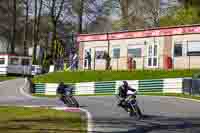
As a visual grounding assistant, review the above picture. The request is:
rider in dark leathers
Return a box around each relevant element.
[118,81,137,107]
[56,82,73,103]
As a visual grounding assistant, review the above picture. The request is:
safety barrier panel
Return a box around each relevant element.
[33,78,184,95]
[163,78,183,93]
[95,81,116,94]
[75,82,95,95]
[138,79,163,93]
[34,84,45,94]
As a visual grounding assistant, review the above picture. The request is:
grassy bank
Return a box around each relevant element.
[32,69,200,83]
[140,93,200,100]
[33,93,114,98]
[0,76,16,81]
[0,106,86,133]
[33,93,200,101]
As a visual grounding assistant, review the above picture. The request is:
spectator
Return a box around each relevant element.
[104,52,111,70]
[87,52,92,70]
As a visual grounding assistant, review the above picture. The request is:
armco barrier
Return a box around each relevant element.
[163,78,183,93]
[45,83,59,95]
[75,82,95,95]
[34,84,45,94]
[138,79,163,93]
[33,78,184,95]
[95,81,116,94]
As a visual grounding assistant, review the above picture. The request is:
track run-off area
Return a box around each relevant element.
[0,78,200,133]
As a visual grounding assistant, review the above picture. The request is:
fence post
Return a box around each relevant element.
[142,56,145,70]
[117,58,119,71]
[93,57,96,70]
[189,55,191,71]
[158,56,160,69]
[186,41,190,71]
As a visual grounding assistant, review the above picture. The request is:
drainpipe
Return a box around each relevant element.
[107,32,110,56]
[106,32,111,70]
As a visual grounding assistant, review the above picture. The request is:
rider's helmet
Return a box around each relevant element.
[123,81,128,88]
[59,81,64,86]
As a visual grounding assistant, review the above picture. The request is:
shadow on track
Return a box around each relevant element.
[92,115,200,133]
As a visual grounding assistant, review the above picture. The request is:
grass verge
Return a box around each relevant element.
[33,93,114,98]
[0,76,16,81]
[139,93,200,100]
[33,93,200,101]
[32,69,200,83]
[0,106,86,133]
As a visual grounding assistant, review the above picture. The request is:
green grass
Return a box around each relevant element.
[33,93,200,101]
[140,93,200,100]
[0,76,16,81]
[32,69,200,83]
[0,106,86,133]
[33,93,114,98]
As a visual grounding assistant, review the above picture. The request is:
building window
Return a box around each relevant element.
[21,59,30,65]
[174,44,182,57]
[153,58,157,66]
[128,48,142,57]
[148,58,152,66]
[0,58,5,64]
[9,58,19,65]
[95,51,106,59]
[154,45,158,56]
[148,45,152,56]
[187,41,200,56]
[147,44,158,67]
[112,48,120,58]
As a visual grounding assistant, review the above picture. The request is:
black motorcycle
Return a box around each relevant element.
[116,94,142,119]
[60,86,79,108]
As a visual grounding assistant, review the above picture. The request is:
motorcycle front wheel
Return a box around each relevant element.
[134,105,142,120]
[62,96,72,107]
[70,96,79,107]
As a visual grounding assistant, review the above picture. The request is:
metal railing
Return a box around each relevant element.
[52,54,200,71]
[77,55,200,71]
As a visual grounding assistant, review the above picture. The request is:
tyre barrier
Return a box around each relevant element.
[33,78,184,95]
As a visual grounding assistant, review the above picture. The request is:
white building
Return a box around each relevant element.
[77,24,200,70]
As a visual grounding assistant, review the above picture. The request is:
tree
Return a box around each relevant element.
[23,0,30,56]
[182,0,200,8]
[11,0,17,54]
[78,0,84,33]
[32,0,43,64]
[44,0,65,64]
[160,7,200,26]
[0,0,25,54]
[103,0,159,30]
[0,1,12,42]
[63,0,107,33]
[144,0,159,27]
[86,16,112,33]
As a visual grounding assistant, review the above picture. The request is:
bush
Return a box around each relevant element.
[193,72,200,79]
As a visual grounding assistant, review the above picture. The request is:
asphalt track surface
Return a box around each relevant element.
[0,78,200,133]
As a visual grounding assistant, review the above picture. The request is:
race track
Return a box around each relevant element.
[0,78,200,133]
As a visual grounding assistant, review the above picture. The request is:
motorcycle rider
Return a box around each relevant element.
[118,81,137,108]
[56,82,73,103]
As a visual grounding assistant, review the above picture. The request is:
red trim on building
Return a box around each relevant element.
[0,54,32,58]
[77,25,200,42]
[0,54,17,56]
[77,34,107,42]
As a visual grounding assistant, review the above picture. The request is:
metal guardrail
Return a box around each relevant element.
[33,79,183,95]
[183,78,200,95]
[53,55,200,71]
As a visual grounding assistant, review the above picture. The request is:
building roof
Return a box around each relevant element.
[77,24,200,42]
